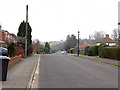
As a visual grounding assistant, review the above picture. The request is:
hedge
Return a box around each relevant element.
[84,46,89,55]
[89,46,98,56]
[104,47,120,60]
[98,43,107,58]
[7,42,16,57]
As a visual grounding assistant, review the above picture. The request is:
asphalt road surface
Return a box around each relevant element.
[38,54,118,88]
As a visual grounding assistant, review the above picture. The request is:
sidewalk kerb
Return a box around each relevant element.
[26,55,40,89]
[68,54,120,67]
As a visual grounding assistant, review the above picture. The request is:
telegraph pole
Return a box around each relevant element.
[77,31,80,56]
[25,5,28,58]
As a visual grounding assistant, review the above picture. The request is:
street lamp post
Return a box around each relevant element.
[78,31,80,56]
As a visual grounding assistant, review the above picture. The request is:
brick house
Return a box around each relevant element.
[97,34,116,46]
[0,25,17,44]
[0,25,5,43]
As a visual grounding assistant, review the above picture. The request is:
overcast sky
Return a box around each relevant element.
[0,0,119,42]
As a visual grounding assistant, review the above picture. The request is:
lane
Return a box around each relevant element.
[38,54,118,88]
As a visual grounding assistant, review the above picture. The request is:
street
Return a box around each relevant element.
[38,54,118,88]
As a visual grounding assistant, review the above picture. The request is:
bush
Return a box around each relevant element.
[2,44,7,48]
[98,43,107,58]
[36,49,40,54]
[89,46,98,56]
[7,42,16,57]
[104,47,120,60]
[84,46,89,55]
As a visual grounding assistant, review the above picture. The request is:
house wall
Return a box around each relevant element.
[97,43,100,46]
[0,30,5,43]
[97,43,116,46]
[106,43,116,46]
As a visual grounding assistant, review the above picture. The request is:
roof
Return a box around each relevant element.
[79,43,95,48]
[97,34,116,43]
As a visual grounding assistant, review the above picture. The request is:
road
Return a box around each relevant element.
[38,54,118,88]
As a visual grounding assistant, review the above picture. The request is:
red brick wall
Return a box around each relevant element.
[8,55,22,68]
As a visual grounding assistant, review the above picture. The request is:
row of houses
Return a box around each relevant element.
[0,25,17,44]
[0,25,26,44]
[78,34,117,53]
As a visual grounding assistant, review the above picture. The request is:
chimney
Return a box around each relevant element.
[106,34,109,38]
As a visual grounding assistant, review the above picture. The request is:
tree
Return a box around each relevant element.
[32,39,44,54]
[88,34,96,44]
[93,31,105,42]
[45,42,50,54]
[111,29,120,46]
[17,20,32,44]
[17,20,32,56]
[64,34,77,50]
[7,42,16,57]
[111,29,118,43]
[118,29,120,46]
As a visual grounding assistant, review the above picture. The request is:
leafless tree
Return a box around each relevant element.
[93,31,105,42]
[118,29,120,46]
[111,29,118,42]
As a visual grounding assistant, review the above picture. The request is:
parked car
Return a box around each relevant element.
[61,50,66,54]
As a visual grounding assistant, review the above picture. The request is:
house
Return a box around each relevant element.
[0,25,5,43]
[0,25,17,44]
[79,43,95,50]
[97,34,116,46]
[79,43,95,54]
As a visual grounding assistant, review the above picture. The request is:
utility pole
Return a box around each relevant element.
[77,31,80,56]
[25,5,28,58]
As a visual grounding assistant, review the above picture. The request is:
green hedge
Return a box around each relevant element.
[104,47,120,60]
[98,43,107,58]
[84,46,89,55]
[89,46,98,56]
[7,42,16,57]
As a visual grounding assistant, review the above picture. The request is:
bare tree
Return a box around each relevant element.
[93,31,105,42]
[111,29,118,42]
[32,39,44,54]
[88,34,96,44]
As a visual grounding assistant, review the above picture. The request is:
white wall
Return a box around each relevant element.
[97,43,116,46]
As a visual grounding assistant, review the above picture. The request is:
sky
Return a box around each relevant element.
[0,0,119,42]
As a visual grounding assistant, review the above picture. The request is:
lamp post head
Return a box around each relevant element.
[78,31,80,34]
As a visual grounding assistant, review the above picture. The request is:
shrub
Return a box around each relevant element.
[104,47,120,60]
[98,43,107,58]
[84,46,89,55]
[36,49,40,54]
[2,44,7,48]
[89,46,98,56]
[7,42,16,57]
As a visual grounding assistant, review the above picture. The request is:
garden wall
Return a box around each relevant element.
[8,55,22,68]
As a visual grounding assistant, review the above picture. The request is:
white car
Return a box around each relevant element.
[61,50,66,54]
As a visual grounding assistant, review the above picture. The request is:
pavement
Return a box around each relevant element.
[38,54,118,88]
[1,54,40,89]
[68,54,119,67]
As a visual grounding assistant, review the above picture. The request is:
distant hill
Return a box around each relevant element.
[49,41,65,51]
